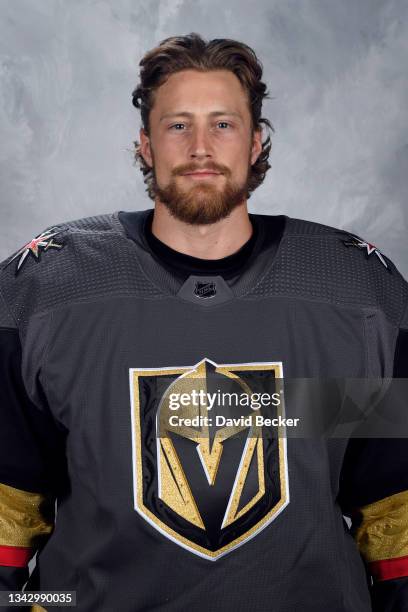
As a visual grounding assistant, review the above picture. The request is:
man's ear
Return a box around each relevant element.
[139,128,153,167]
[250,128,263,165]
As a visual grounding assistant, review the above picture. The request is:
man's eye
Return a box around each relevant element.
[170,123,186,130]
[217,122,230,129]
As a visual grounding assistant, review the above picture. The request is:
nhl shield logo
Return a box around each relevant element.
[129,358,289,560]
[194,281,217,299]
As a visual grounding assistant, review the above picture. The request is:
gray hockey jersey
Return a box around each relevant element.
[0,209,408,612]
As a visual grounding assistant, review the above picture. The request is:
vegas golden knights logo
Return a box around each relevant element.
[129,358,289,560]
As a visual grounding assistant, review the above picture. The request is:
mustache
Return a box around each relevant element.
[172,162,230,176]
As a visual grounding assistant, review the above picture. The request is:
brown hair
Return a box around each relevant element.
[131,33,274,200]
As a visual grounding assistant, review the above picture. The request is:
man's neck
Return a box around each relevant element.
[151,201,253,260]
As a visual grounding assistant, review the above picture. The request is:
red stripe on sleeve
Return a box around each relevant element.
[370,555,408,581]
[0,544,32,567]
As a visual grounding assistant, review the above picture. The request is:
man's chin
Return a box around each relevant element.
[165,197,237,225]
[166,204,232,225]
[154,178,248,225]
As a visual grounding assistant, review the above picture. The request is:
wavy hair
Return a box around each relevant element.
[131,33,274,200]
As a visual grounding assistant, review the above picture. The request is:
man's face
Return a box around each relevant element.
[139,69,262,225]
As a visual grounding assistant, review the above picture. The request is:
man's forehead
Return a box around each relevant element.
[150,70,249,119]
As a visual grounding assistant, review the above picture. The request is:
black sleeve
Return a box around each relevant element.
[339,326,408,612]
[0,314,68,595]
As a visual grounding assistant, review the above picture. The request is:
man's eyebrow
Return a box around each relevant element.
[159,111,242,122]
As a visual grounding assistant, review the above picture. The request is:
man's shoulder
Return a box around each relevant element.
[252,213,408,325]
[258,212,398,273]
[0,211,124,285]
[284,215,399,275]
[0,210,142,331]
[0,211,120,270]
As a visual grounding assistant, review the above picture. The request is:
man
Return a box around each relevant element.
[0,33,407,612]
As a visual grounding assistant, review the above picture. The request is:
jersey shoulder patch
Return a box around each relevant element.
[2,227,65,276]
[339,231,391,272]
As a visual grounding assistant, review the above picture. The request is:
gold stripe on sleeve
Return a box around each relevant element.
[0,482,54,548]
[354,489,408,562]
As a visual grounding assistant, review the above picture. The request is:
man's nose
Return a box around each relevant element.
[189,126,212,158]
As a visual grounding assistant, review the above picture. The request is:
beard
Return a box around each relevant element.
[151,159,251,225]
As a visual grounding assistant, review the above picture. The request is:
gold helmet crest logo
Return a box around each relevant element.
[129,358,289,560]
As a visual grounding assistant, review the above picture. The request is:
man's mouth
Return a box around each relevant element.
[181,170,222,178]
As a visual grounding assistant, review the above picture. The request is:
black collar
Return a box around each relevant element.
[143,210,259,281]
[117,208,287,296]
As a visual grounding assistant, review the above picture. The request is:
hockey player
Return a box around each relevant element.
[1,33,407,611]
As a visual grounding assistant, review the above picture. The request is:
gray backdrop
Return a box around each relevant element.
[1,0,407,276]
